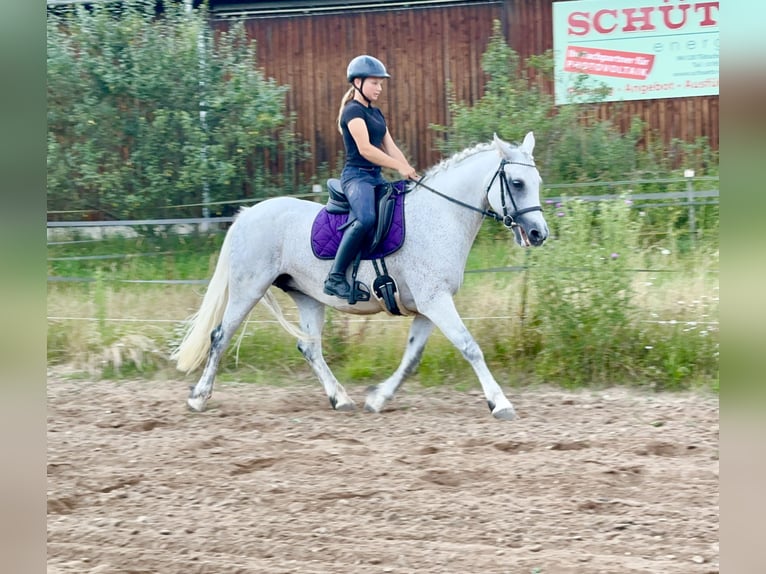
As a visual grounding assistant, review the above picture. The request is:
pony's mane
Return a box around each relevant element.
[425,142,495,177]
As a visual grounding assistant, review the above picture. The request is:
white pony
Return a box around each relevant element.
[173,132,549,420]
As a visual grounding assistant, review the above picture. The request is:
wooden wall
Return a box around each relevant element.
[212,0,718,178]
[213,1,504,176]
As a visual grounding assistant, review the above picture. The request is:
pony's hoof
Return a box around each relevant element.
[329,395,356,412]
[488,398,516,420]
[491,405,517,421]
[364,392,387,414]
[187,395,208,412]
[334,399,356,412]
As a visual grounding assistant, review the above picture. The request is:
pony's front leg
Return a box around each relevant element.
[420,294,516,420]
[365,314,434,413]
[290,293,355,411]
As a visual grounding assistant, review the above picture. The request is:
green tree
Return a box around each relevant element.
[432,20,554,158]
[47,1,306,220]
[431,18,648,254]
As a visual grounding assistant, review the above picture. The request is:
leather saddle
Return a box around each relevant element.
[311,178,410,315]
[325,178,403,255]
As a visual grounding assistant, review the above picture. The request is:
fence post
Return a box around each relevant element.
[519,249,530,330]
[186,0,210,232]
[684,168,696,248]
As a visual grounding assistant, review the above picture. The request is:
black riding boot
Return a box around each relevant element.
[324,220,367,299]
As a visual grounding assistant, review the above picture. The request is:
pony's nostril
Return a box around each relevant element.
[528,228,547,246]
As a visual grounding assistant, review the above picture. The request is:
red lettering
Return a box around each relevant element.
[623,7,656,32]
[593,9,619,34]
[568,11,590,36]
[565,2,718,37]
[694,1,719,26]
[659,1,690,30]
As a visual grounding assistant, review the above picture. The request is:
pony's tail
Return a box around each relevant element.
[171,230,233,374]
[259,290,314,341]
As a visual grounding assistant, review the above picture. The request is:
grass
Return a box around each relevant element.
[46,214,718,391]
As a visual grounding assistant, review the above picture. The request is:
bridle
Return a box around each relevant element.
[410,159,543,229]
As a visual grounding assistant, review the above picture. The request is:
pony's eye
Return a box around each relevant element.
[511,179,524,189]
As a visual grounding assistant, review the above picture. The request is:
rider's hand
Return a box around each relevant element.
[398,162,419,180]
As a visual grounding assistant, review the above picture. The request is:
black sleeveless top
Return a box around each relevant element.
[340,100,388,169]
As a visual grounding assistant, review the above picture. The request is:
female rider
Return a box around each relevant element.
[323,55,419,300]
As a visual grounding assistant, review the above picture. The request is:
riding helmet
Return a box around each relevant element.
[346,55,390,82]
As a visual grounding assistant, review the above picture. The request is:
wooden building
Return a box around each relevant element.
[208,0,718,176]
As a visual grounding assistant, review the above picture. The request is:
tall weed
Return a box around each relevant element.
[47,223,717,391]
[527,198,640,386]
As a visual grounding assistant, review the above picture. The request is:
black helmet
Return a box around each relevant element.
[346,55,390,82]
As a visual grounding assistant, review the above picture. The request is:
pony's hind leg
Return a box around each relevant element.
[365,314,434,413]
[419,293,516,420]
[187,287,265,412]
[289,292,355,411]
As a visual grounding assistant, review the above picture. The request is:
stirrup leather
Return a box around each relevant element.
[347,254,370,304]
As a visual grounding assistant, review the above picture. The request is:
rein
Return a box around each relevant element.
[410,159,542,229]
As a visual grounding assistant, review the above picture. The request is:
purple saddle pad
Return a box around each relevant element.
[311,191,406,260]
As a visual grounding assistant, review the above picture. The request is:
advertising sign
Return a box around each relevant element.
[552,0,719,104]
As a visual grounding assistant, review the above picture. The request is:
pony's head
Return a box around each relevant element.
[488,132,549,247]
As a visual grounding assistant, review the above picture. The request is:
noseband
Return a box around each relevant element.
[411,159,543,229]
[487,159,543,229]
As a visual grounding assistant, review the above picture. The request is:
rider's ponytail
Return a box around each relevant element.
[337,87,355,134]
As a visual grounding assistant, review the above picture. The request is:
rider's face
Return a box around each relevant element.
[357,77,385,101]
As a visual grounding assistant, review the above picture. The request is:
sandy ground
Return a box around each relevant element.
[47,375,718,574]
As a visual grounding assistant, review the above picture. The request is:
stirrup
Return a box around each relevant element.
[349,280,371,304]
[346,253,370,305]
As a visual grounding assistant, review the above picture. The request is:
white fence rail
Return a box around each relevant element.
[47,181,719,330]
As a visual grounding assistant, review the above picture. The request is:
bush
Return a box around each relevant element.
[432,20,554,158]
[432,20,719,187]
[526,198,640,386]
[47,1,307,220]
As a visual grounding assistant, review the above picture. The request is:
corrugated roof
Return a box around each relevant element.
[209,0,496,17]
[46,1,496,15]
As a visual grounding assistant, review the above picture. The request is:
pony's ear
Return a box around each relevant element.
[493,133,507,157]
[520,131,535,156]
